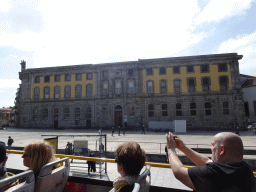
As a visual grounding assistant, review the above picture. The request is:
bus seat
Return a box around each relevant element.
[35,157,70,192]
[0,170,35,192]
[132,183,140,192]
[137,165,151,192]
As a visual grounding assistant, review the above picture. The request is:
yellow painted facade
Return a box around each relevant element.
[142,64,232,94]
[30,73,96,99]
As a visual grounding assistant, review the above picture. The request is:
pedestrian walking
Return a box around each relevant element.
[123,122,127,135]
[7,136,14,150]
[112,127,114,136]
[118,126,121,136]
[141,124,146,134]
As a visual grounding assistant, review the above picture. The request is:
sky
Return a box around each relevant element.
[0,0,255,108]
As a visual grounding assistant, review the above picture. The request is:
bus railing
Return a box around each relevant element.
[6,150,256,176]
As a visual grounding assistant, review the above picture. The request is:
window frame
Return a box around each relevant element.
[219,76,228,90]
[103,81,109,96]
[176,103,182,116]
[147,80,154,94]
[190,103,196,116]
[115,79,122,95]
[159,67,166,75]
[223,102,229,115]
[54,86,60,99]
[75,84,82,98]
[187,65,194,73]
[218,63,228,72]
[160,80,167,94]
[201,64,209,73]
[76,73,82,81]
[64,85,71,98]
[187,78,196,93]
[44,76,50,83]
[86,84,93,97]
[64,107,69,120]
[174,79,181,93]
[173,66,180,74]
[146,68,153,76]
[34,87,40,100]
[54,75,60,82]
[202,77,210,91]
[44,86,50,99]
[87,73,93,80]
[128,79,135,94]
[205,102,212,115]
[162,104,168,116]
[65,74,71,81]
[35,76,40,83]
[148,104,154,117]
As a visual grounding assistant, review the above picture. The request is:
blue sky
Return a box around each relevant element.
[0,0,255,108]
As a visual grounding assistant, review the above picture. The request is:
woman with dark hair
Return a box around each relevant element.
[110,141,146,192]
[22,141,57,178]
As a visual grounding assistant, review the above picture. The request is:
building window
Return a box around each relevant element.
[64,85,71,98]
[219,76,228,90]
[86,84,93,97]
[32,109,38,121]
[174,79,181,92]
[162,104,168,116]
[160,80,167,93]
[103,81,108,95]
[65,74,71,81]
[75,107,80,123]
[147,81,154,94]
[54,75,60,82]
[44,86,50,99]
[128,69,134,76]
[176,103,182,116]
[201,64,209,73]
[34,87,40,100]
[54,86,60,99]
[173,67,180,74]
[218,63,227,72]
[115,80,122,95]
[102,106,108,117]
[223,102,229,115]
[54,108,58,120]
[35,76,40,83]
[188,78,195,93]
[190,103,196,116]
[187,65,194,73]
[128,80,135,94]
[76,73,82,81]
[146,68,153,76]
[86,106,92,119]
[75,84,82,98]
[129,106,135,116]
[148,104,154,117]
[205,102,211,115]
[159,67,166,75]
[64,107,69,120]
[87,73,93,80]
[202,77,210,91]
[103,71,108,78]
[44,76,50,83]
[43,108,48,120]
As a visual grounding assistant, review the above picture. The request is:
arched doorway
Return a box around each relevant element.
[114,105,123,127]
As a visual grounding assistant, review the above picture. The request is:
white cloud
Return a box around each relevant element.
[218,31,256,76]
[0,0,12,13]
[0,79,20,89]
[194,0,253,25]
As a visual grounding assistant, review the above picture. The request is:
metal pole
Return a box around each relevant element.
[105,134,107,173]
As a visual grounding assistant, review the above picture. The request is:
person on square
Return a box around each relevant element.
[110,141,146,192]
[112,127,115,136]
[0,142,19,191]
[7,136,14,150]
[22,141,57,179]
[166,132,256,192]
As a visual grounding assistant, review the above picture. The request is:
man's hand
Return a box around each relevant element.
[173,135,186,152]
[166,132,176,151]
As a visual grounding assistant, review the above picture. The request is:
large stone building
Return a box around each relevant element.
[15,53,246,129]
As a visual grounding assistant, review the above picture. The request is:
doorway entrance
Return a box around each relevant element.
[114,105,123,127]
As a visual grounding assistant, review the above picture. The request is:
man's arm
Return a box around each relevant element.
[166,132,195,190]
[174,135,212,166]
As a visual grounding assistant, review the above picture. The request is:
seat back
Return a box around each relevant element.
[0,170,35,192]
[35,157,70,192]
[132,183,140,192]
[137,165,151,192]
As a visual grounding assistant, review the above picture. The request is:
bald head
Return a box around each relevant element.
[214,132,243,160]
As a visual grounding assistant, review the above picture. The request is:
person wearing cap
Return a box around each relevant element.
[0,143,19,191]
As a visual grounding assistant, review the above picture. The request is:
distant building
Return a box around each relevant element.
[241,74,256,122]
[15,53,245,130]
[0,107,13,126]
